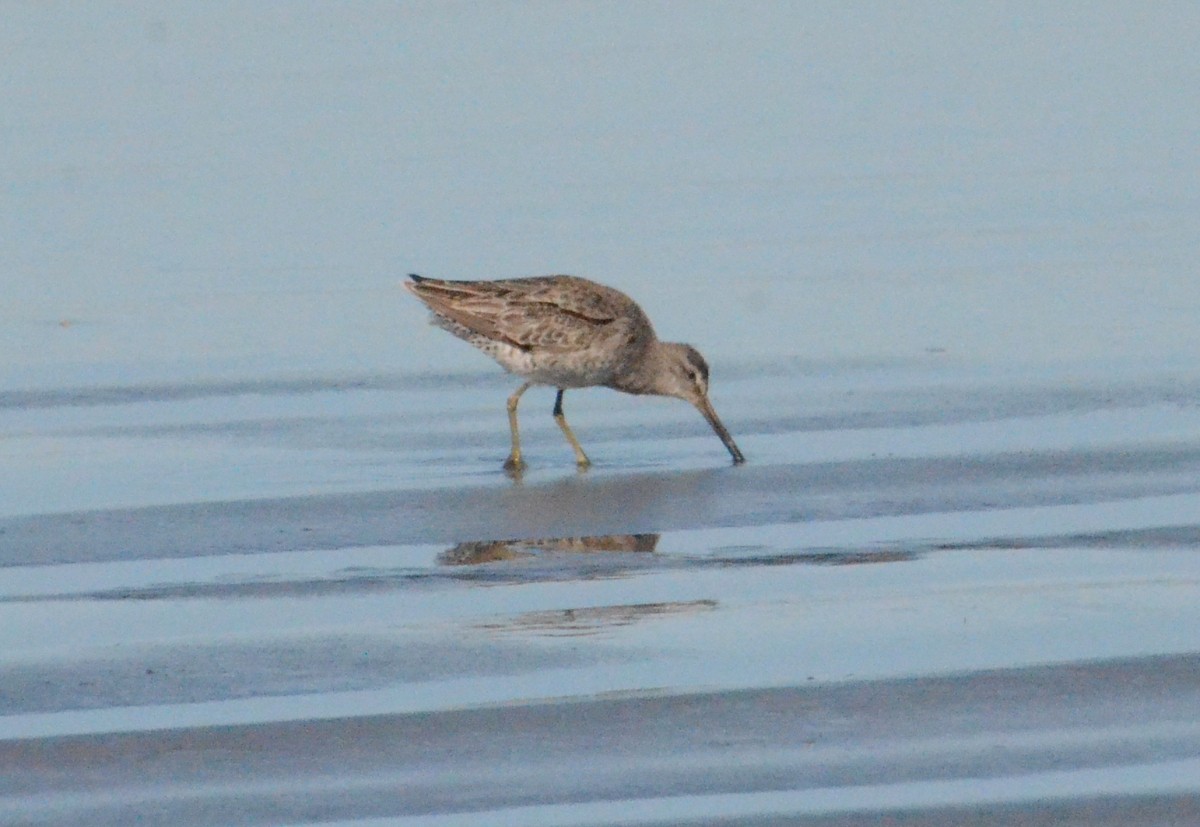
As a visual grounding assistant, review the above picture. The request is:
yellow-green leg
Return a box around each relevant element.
[503,382,532,472]
[553,389,591,468]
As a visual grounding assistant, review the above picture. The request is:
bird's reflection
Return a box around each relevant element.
[438,533,659,566]
[476,598,717,637]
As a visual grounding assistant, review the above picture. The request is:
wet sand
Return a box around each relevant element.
[4,656,1200,826]
[3,364,1200,825]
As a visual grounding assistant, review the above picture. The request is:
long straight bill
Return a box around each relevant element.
[696,396,745,464]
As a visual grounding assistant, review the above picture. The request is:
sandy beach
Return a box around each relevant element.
[4,4,1200,825]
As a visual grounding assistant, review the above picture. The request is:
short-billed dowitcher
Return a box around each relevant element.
[405,274,745,470]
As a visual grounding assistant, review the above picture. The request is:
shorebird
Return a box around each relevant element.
[405,274,745,471]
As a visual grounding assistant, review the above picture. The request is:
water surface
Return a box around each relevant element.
[3,4,1200,825]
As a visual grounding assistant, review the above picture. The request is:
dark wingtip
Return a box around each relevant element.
[407,273,428,283]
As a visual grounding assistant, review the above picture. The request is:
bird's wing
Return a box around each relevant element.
[407,276,634,352]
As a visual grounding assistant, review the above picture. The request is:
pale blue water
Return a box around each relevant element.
[3,5,1200,826]
[4,4,1199,388]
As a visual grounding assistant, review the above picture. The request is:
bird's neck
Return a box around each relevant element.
[608,340,672,397]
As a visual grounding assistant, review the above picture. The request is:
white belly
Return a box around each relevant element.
[482,340,615,387]
[432,313,627,388]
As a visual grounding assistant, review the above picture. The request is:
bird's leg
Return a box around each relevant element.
[553,389,591,469]
[503,382,532,472]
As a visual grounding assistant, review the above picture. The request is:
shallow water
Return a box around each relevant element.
[4,4,1200,825]
[4,360,1200,825]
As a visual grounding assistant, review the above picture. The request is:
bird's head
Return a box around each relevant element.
[654,343,711,405]
[655,343,745,464]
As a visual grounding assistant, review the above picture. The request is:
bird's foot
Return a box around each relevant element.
[502,455,527,475]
